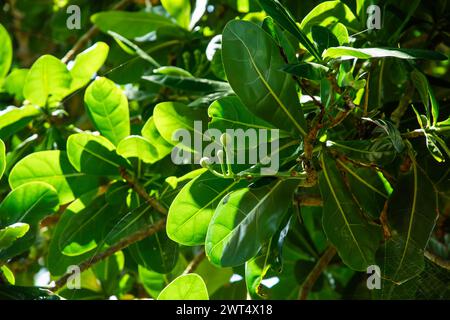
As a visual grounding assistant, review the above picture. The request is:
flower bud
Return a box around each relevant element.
[200,157,212,168]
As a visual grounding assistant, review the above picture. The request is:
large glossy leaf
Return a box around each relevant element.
[141,117,173,161]
[167,171,245,246]
[0,23,12,80]
[319,153,382,271]
[0,105,41,140]
[205,179,298,267]
[157,274,209,300]
[142,74,231,93]
[336,159,389,219]
[128,230,179,274]
[23,55,72,107]
[208,96,279,132]
[0,182,59,226]
[222,20,307,136]
[67,133,129,176]
[84,77,130,146]
[161,0,191,29]
[378,159,439,285]
[91,11,176,39]
[0,182,59,259]
[323,47,448,61]
[9,150,99,204]
[116,136,159,164]
[0,139,5,180]
[0,223,30,250]
[257,0,321,60]
[69,42,109,92]
[153,101,208,150]
[47,190,102,275]
[57,193,122,256]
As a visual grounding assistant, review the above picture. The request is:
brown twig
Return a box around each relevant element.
[120,168,168,215]
[61,0,133,63]
[53,218,166,291]
[183,250,206,275]
[298,245,337,300]
[424,250,450,271]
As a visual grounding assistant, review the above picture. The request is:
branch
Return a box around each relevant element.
[120,168,168,215]
[182,250,206,275]
[298,245,337,300]
[61,0,133,63]
[53,218,166,291]
[425,250,450,271]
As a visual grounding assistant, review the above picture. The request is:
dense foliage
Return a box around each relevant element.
[0,0,449,300]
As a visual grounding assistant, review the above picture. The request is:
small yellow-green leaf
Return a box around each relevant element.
[157,274,209,300]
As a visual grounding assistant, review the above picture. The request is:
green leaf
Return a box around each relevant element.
[300,1,359,36]
[325,138,397,165]
[378,158,439,285]
[69,42,109,92]
[9,150,99,204]
[0,286,60,300]
[0,182,59,259]
[336,159,389,219]
[257,0,321,60]
[205,179,298,267]
[195,259,234,296]
[330,22,349,45]
[0,223,30,250]
[0,265,15,284]
[84,77,130,146]
[138,255,187,298]
[0,23,12,80]
[208,96,279,132]
[161,0,191,29]
[0,182,59,226]
[261,16,297,64]
[67,133,129,176]
[128,230,179,274]
[167,171,245,246]
[319,153,382,271]
[142,74,231,93]
[157,274,209,300]
[0,105,41,140]
[47,190,102,275]
[222,20,307,136]
[0,139,5,180]
[281,62,329,81]
[3,69,29,101]
[91,11,176,39]
[117,136,159,164]
[368,118,405,153]
[323,47,448,61]
[23,55,72,107]
[58,193,121,256]
[153,101,208,149]
[411,69,439,126]
[425,133,445,163]
[311,25,339,54]
[141,117,173,161]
